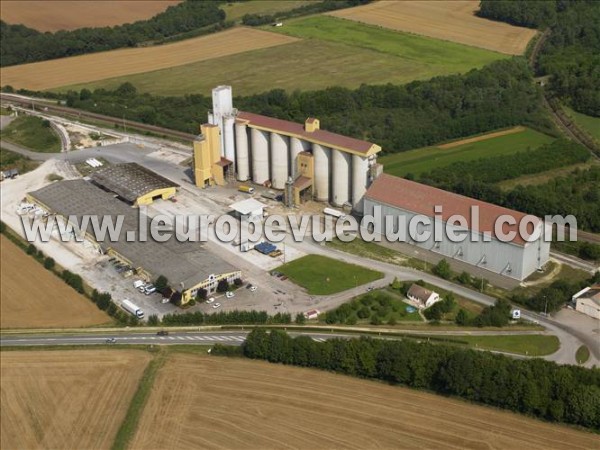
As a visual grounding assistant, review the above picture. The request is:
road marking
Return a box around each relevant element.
[232,336,245,342]
[312,337,326,342]
[185,336,195,340]
[168,337,175,340]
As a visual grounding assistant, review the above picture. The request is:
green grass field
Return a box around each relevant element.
[576,345,590,365]
[381,127,554,177]
[277,255,383,295]
[0,116,61,152]
[222,0,312,22]
[61,16,505,97]
[270,16,504,72]
[0,147,40,173]
[450,334,560,356]
[564,106,600,143]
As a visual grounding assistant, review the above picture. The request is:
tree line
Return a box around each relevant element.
[221,329,600,430]
[478,0,600,117]
[0,0,227,66]
[419,139,589,185]
[241,0,370,26]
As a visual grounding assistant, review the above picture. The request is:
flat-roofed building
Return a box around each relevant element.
[28,180,240,304]
[572,286,600,319]
[90,162,179,206]
[363,174,550,281]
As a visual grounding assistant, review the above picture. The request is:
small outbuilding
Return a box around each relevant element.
[572,285,600,320]
[230,198,267,220]
[406,284,440,309]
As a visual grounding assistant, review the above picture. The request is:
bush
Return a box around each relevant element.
[432,259,452,280]
[154,275,169,291]
[188,299,196,306]
[196,288,208,301]
[43,257,55,270]
[26,244,36,255]
[234,278,244,287]
[217,279,229,293]
[295,313,306,325]
[147,315,159,326]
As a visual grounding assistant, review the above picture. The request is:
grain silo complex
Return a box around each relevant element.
[193,85,381,209]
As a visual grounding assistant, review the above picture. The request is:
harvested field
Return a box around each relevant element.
[130,354,596,450]
[0,27,298,91]
[0,349,151,450]
[223,0,312,22]
[0,235,111,329]
[330,0,537,55]
[438,126,526,149]
[0,1,180,32]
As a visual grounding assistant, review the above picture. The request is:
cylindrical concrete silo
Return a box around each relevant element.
[251,128,269,184]
[270,133,289,190]
[352,154,370,209]
[223,116,236,163]
[235,122,250,181]
[313,143,331,202]
[290,137,310,178]
[332,149,351,207]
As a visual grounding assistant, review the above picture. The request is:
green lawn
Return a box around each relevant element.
[576,345,590,365]
[61,16,506,97]
[0,116,61,152]
[222,0,312,22]
[381,127,554,177]
[277,255,383,295]
[454,334,560,356]
[564,106,600,143]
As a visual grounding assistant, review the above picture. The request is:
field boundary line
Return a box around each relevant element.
[111,350,166,450]
[438,126,526,149]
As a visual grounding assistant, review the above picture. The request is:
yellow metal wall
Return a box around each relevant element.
[136,187,178,206]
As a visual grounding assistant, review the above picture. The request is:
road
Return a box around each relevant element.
[3,122,598,367]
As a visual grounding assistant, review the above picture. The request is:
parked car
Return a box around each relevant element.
[105,338,116,344]
[225,291,235,299]
[206,297,215,304]
[144,285,157,295]
[161,298,170,304]
[280,276,288,281]
[212,302,221,309]
[246,284,254,290]
[250,286,257,292]
[157,330,169,336]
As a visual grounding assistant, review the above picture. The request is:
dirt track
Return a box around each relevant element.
[330,0,537,55]
[0,1,180,32]
[130,354,596,449]
[439,126,526,149]
[0,235,111,329]
[0,350,151,450]
[0,27,298,91]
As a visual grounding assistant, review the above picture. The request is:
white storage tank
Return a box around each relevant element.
[251,128,270,184]
[270,133,289,189]
[352,154,370,207]
[290,137,311,178]
[223,116,236,162]
[235,122,250,181]
[313,143,331,202]
[332,149,351,207]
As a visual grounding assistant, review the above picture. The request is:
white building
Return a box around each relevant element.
[406,284,440,308]
[572,286,600,319]
[363,174,550,281]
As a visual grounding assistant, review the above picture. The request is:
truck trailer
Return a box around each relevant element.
[121,299,145,319]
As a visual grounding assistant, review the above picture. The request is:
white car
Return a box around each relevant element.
[225,291,235,299]
[161,298,170,304]
[144,285,157,295]
[250,286,257,292]
[212,302,221,309]
[206,297,215,304]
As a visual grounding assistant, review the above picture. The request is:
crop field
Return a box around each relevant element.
[56,15,505,97]
[0,27,299,92]
[129,353,595,450]
[0,350,151,450]
[330,0,537,55]
[0,1,180,32]
[222,0,312,22]
[381,127,555,177]
[0,236,111,329]
[277,254,383,295]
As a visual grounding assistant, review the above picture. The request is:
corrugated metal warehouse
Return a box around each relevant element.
[363,174,550,281]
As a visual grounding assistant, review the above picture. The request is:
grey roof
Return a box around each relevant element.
[90,163,179,203]
[30,180,237,289]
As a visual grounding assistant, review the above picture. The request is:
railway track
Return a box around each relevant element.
[0,93,197,142]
